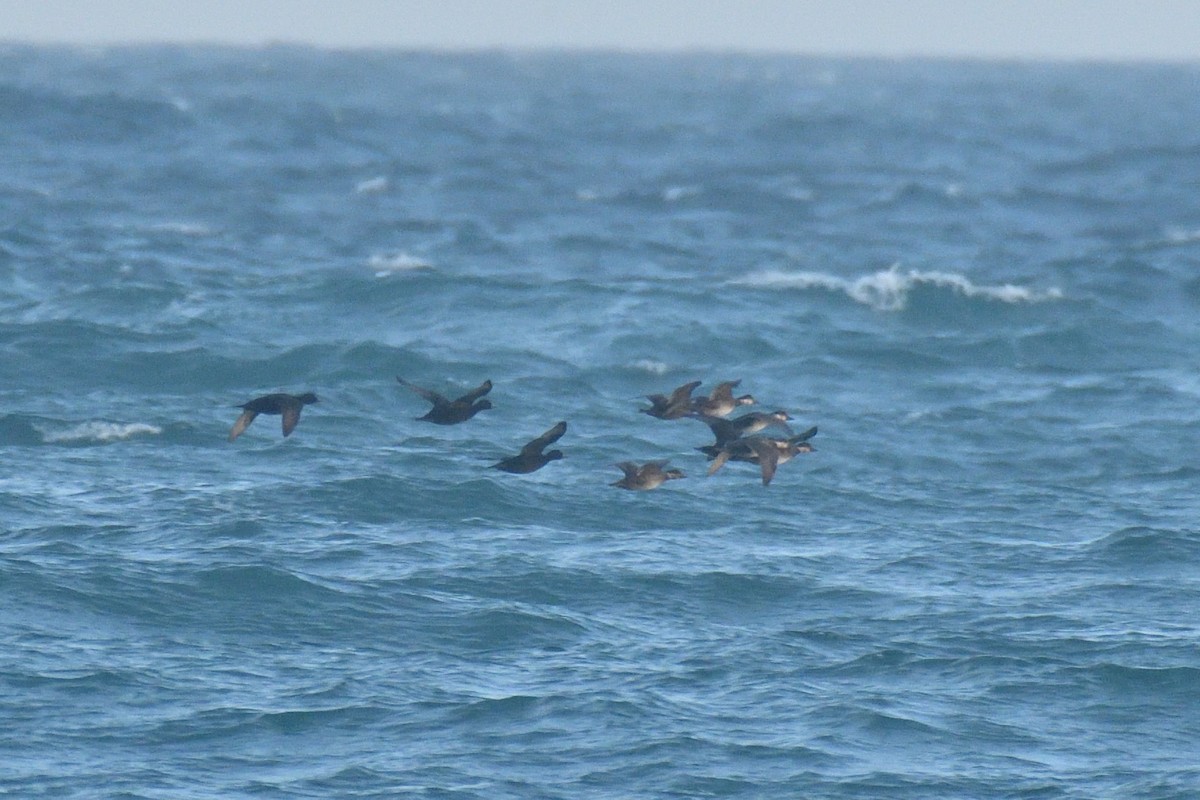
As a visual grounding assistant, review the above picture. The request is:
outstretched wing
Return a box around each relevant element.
[746,439,782,486]
[790,425,818,443]
[397,378,448,407]
[229,410,257,442]
[614,461,640,479]
[701,416,739,445]
[521,421,567,455]
[456,379,493,405]
[668,380,702,405]
[709,379,741,401]
[281,406,302,437]
[707,448,733,476]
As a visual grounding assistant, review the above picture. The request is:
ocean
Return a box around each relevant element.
[2,44,1199,798]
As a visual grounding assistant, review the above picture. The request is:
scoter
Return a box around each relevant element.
[611,460,686,491]
[641,380,701,420]
[228,392,319,441]
[703,427,817,486]
[697,409,794,446]
[398,377,492,424]
[690,379,755,418]
[491,421,567,474]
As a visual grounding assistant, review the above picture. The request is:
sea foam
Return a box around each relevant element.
[42,422,163,444]
[733,266,1063,311]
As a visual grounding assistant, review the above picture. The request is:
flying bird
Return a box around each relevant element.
[703,427,817,486]
[229,392,319,441]
[641,380,701,420]
[689,379,755,418]
[398,377,493,424]
[697,409,794,446]
[611,460,686,491]
[491,421,568,474]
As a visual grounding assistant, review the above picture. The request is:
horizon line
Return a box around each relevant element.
[4,38,1200,67]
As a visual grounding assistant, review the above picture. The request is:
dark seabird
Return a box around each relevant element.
[611,460,686,491]
[641,380,701,420]
[690,379,755,418]
[229,392,319,442]
[491,421,567,474]
[698,409,795,446]
[703,427,817,486]
[397,377,492,424]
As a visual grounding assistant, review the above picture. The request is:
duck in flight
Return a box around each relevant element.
[697,409,794,446]
[491,421,567,473]
[689,379,755,418]
[229,392,319,441]
[398,377,492,424]
[611,460,686,491]
[702,426,817,486]
[641,380,701,420]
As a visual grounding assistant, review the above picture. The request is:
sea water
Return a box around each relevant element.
[2,45,1199,798]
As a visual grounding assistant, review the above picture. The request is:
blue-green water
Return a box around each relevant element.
[3,45,1200,798]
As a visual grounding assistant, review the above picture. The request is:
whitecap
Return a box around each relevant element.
[369,252,433,275]
[355,176,390,194]
[662,185,701,202]
[631,359,670,375]
[43,422,162,444]
[732,266,1062,312]
[1163,227,1200,245]
[149,221,214,236]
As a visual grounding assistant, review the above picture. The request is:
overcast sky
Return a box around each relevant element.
[2,0,1199,61]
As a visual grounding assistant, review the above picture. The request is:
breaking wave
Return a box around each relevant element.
[42,422,163,444]
[732,267,1063,311]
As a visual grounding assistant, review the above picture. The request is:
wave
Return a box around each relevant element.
[368,251,434,274]
[732,266,1063,312]
[630,359,670,375]
[41,421,162,444]
[355,175,390,194]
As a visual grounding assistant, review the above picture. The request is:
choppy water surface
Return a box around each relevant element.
[3,45,1200,798]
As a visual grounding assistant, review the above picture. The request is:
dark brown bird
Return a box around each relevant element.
[703,427,817,486]
[398,377,492,424]
[689,379,755,418]
[611,460,686,491]
[698,409,794,446]
[229,392,319,441]
[641,380,701,420]
[491,421,567,474]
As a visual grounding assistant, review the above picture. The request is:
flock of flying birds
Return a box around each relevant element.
[227,377,817,489]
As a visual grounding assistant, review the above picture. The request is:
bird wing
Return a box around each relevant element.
[397,378,448,407]
[614,462,640,479]
[746,439,782,486]
[521,421,567,455]
[668,380,702,405]
[456,379,493,404]
[229,410,257,441]
[702,416,738,445]
[790,425,818,443]
[707,448,733,476]
[710,379,740,401]
[281,406,302,437]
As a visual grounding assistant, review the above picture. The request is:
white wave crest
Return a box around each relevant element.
[44,422,162,444]
[370,251,433,275]
[631,359,670,375]
[150,221,214,236]
[355,176,390,194]
[733,266,1062,311]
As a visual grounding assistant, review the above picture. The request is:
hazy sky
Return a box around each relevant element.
[2,0,1199,61]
